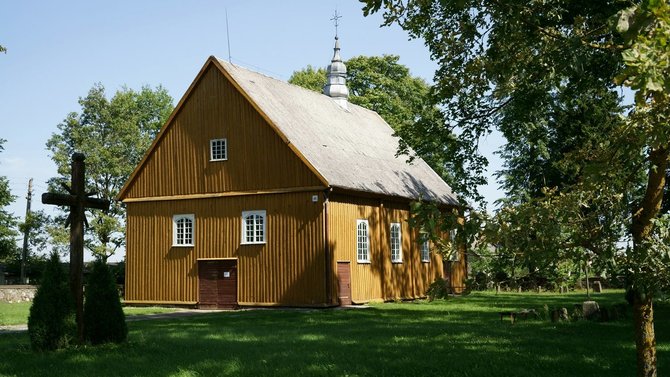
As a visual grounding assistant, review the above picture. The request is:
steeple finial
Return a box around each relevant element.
[323,10,349,110]
[330,9,342,38]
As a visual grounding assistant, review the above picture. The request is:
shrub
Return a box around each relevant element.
[27,252,75,351]
[84,259,127,345]
[427,278,451,301]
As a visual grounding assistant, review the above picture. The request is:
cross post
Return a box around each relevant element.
[42,152,109,343]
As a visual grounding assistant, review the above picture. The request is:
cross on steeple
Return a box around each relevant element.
[330,9,342,38]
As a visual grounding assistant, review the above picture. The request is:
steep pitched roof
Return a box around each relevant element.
[214,59,459,206]
[119,57,459,206]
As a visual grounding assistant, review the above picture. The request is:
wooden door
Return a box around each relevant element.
[216,260,237,309]
[198,259,237,309]
[337,261,352,306]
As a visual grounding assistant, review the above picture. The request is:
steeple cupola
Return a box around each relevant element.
[323,12,349,110]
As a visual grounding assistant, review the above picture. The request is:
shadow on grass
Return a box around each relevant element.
[0,291,666,377]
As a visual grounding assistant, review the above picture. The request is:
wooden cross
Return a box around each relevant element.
[42,152,110,342]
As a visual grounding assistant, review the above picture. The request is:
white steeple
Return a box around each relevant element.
[323,11,349,110]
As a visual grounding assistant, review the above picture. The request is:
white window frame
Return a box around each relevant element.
[421,238,430,263]
[210,138,228,161]
[390,222,402,263]
[172,214,195,247]
[449,229,459,261]
[356,219,370,263]
[241,210,266,245]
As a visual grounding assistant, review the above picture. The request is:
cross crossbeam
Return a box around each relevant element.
[41,152,110,343]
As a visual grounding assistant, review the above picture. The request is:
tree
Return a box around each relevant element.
[361,1,670,375]
[12,210,52,282]
[289,55,458,185]
[84,259,127,344]
[27,252,75,351]
[0,139,16,261]
[288,65,328,93]
[46,84,173,261]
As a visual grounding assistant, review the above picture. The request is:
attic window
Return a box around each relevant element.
[210,139,227,161]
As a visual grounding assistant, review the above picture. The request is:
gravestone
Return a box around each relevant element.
[583,300,600,319]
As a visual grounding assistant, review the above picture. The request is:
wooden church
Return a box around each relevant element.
[118,37,466,308]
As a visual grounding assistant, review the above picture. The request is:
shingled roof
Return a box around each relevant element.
[215,59,459,206]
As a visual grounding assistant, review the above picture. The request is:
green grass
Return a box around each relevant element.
[0,303,178,326]
[0,302,31,326]
[0,291,667,376]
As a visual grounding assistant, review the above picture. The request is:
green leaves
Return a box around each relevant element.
[288,65,327,93]
[46,84,174,260]
[615,0,670,107]
[0,139,17,261]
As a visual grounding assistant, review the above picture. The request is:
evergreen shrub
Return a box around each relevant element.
[84,259,127,344]
[27,252,75,351]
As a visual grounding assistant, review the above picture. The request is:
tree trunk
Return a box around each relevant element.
[633,294,656,377]
[630,147,668,377]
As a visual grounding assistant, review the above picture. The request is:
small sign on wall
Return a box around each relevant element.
[223,271,231,278]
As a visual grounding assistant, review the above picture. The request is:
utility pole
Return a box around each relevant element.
[20,178,33,284]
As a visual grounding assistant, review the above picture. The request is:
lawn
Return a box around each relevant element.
[0,302,178,326]
[0,291,667,376]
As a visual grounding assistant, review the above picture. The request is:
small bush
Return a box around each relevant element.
[427,278,451,301]
[27,252,76,351]
[84,259,127,345]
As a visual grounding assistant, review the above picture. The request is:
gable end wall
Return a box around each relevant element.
[123,64,322,199]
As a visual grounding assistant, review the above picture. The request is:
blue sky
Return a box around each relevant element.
[0,0,503,261]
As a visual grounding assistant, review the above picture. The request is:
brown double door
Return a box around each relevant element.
[198,259,237,309]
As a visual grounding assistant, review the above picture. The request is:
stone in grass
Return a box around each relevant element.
[550,307,570,322]
[583,301,600,320]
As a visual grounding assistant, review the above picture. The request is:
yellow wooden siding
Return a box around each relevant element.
[123,64,322,199]
[125,191,327,306]
[327,194,450,303]
[446,238,468,293]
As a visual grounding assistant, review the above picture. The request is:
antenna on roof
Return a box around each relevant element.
[225,8,232,63]
[330,9,342,38]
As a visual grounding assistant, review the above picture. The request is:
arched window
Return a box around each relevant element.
[242,210,266,244]
[356,220,370,263]
[390,223,402,263]
[173,214,194,246]
[420,237,430,263]
[449,229,459,261]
